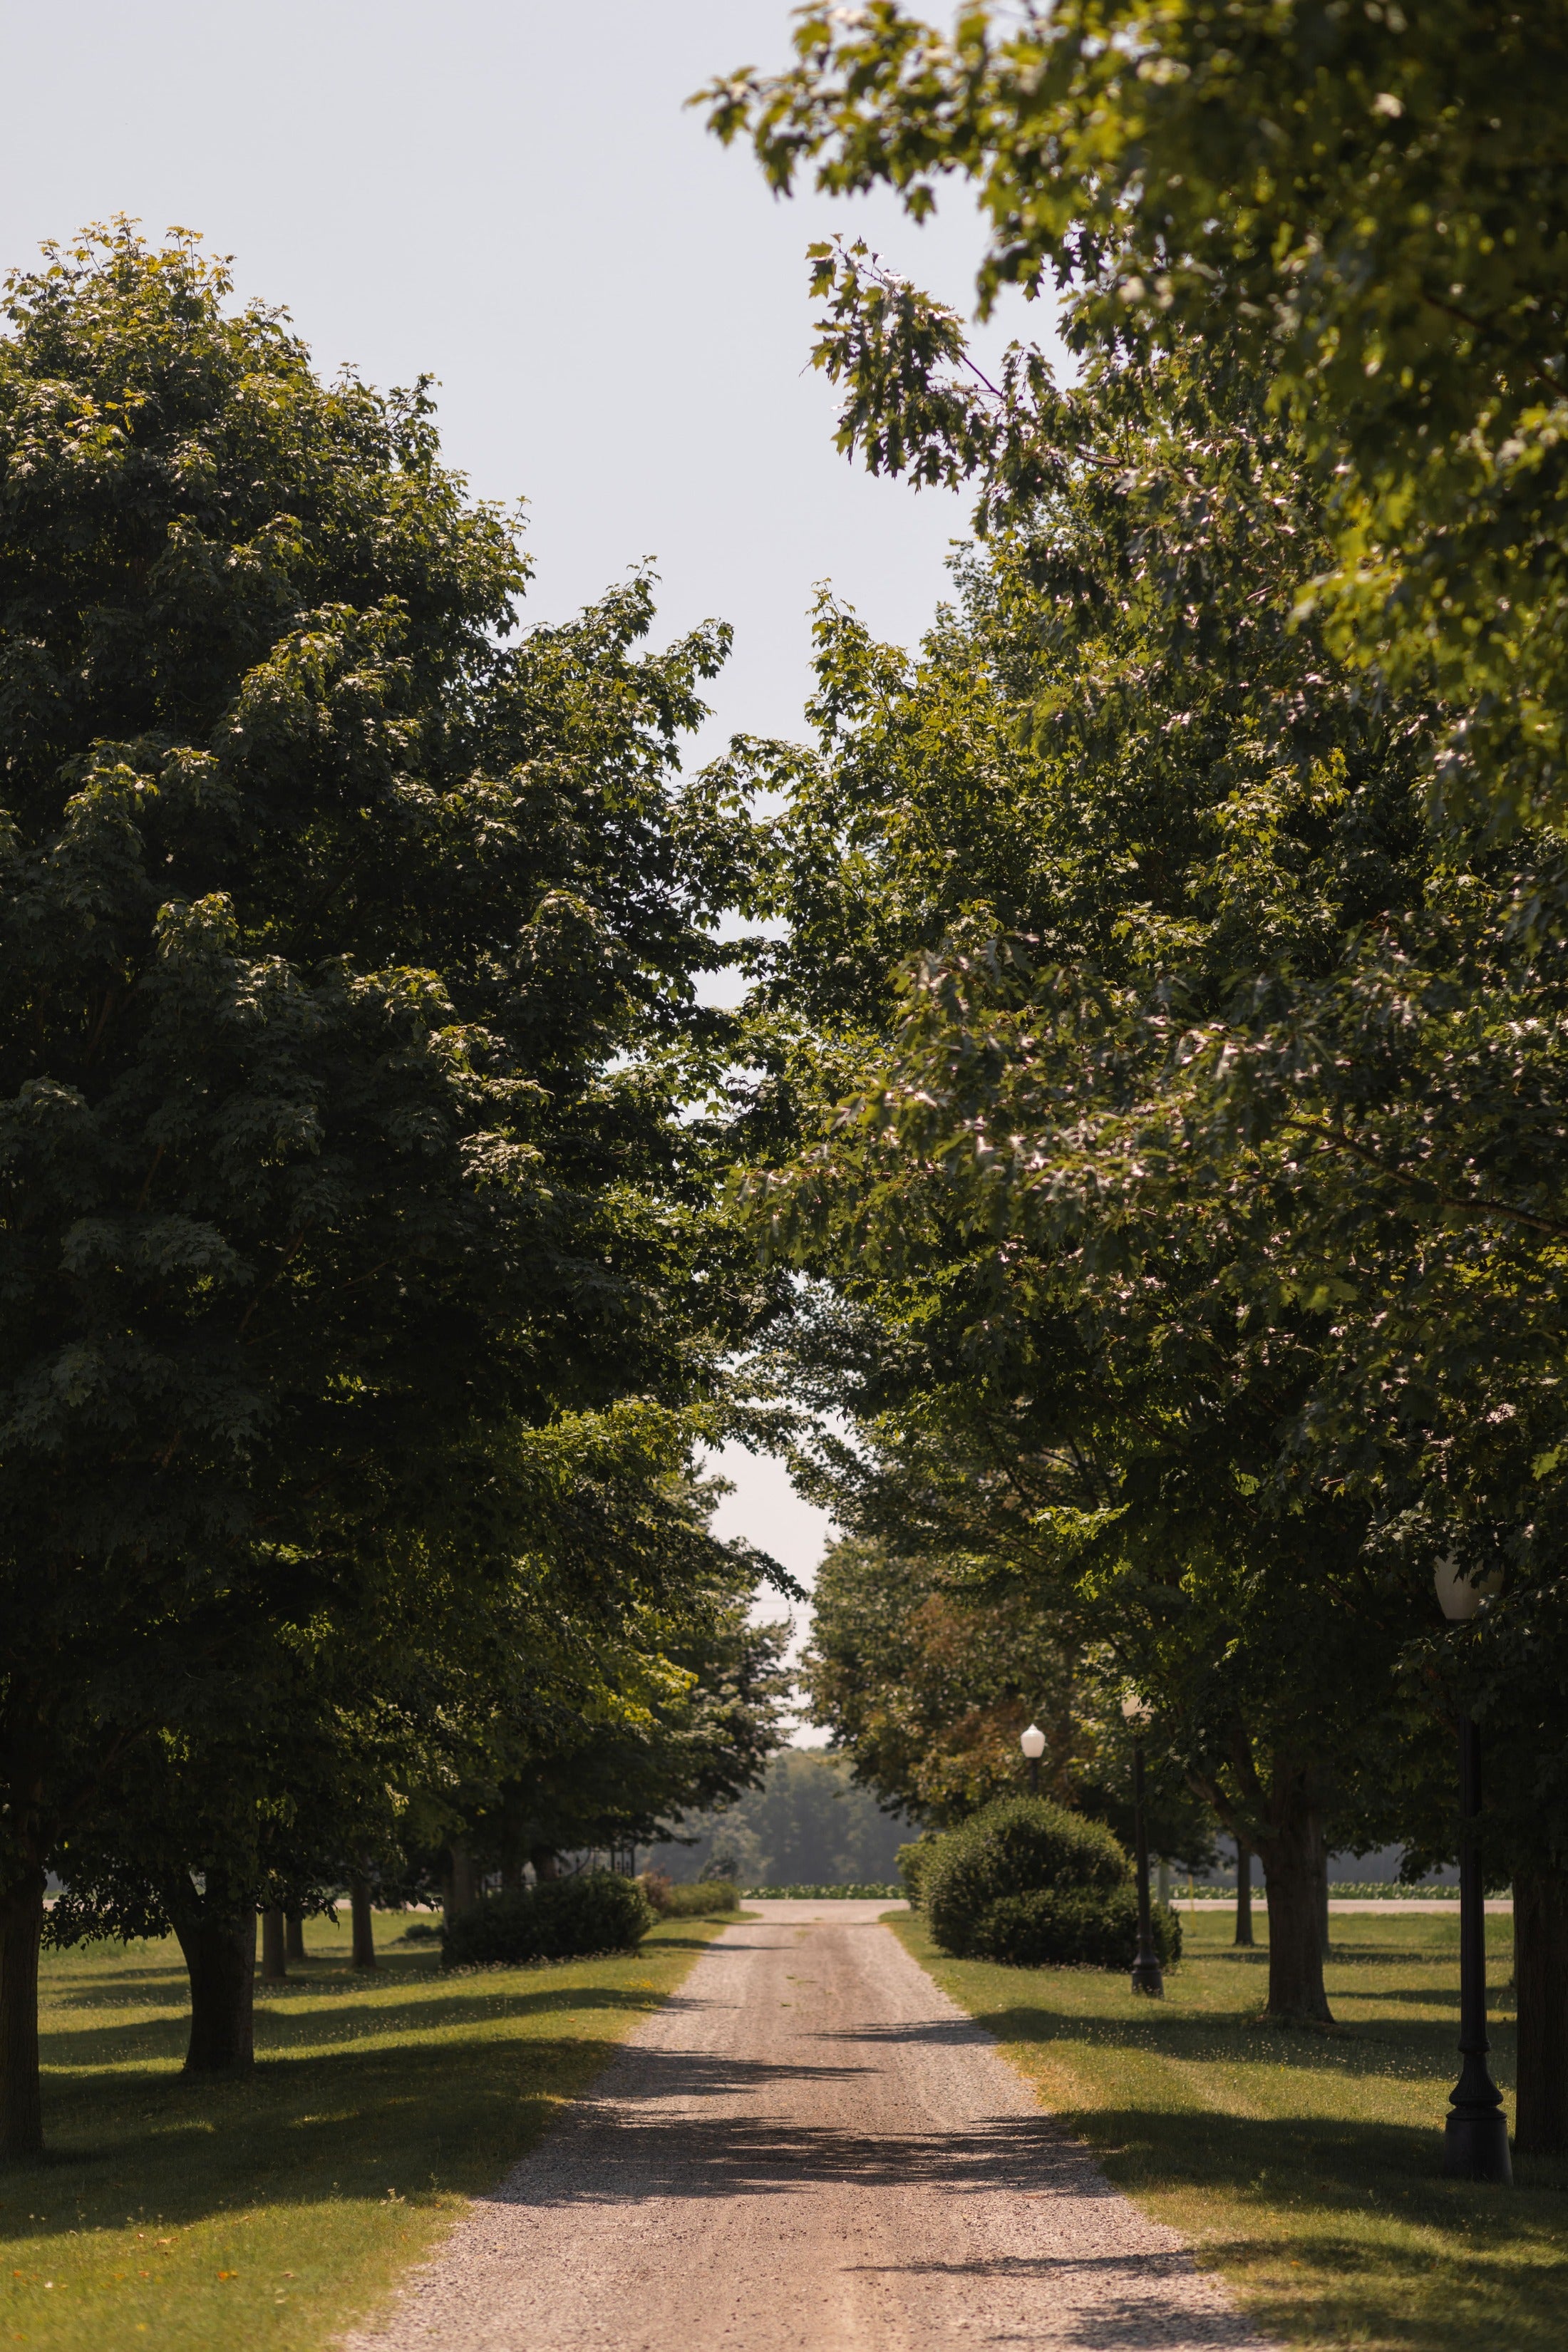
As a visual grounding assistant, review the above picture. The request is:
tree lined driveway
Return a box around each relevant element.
[348,1911,1273,2350]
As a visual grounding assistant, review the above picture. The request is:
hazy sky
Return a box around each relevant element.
[1,1,1028,743]
[1,0,1043,1700]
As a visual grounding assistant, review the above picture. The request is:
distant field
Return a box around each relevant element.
[3,1909,731,2352]
[741,1882,903,1899]
[1182,1884,1468,1904]
[902,1907,1562,2352]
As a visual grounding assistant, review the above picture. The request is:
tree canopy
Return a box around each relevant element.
[706,3,1568,830]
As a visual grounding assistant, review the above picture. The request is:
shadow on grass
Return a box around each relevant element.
[11,2020,631,2225]
[1202,2214,1568,2352]
[15,2018,882,2233]
[942,1995,1519,2090]
[41,1973,705,2074]
[1021,2105,1568,2349]
[43,1960,440,2015]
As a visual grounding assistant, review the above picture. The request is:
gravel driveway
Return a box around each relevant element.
[345,1909,1274,2351]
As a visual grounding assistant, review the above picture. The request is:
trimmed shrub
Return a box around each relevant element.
[898,1835,941,1907]
[972,1884,1183,1969]
[441,1871,652,1969]
[923,1795,1177,1971]
[639,1876,738,1919]
[924,1796,1128,1960]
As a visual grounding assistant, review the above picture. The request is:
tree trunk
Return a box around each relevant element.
[444,1845,478,1930]
[349,1878,377,1971]
[1234,1840,1254,1947]
[1319,1857,1332,1963]
[1510,1886,1518,1989]
[1515,1869,1568,2155]
[284,1913,307,1964]
[261,1909,287,1981]
[500,1857,525,1894]
[530,1845,559,1883]
[0,1874,45,2161]
[175,1916,255,2074]
[1255,1805,1334,2023]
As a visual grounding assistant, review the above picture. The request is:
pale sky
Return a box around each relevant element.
[1,0,1045,1697]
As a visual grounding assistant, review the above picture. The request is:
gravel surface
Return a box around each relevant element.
[744,1898,910,1922]
[344,1915,1276,2351]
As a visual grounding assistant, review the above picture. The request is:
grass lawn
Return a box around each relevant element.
[897,1907,1567,2351]
[2,1906,736,2352]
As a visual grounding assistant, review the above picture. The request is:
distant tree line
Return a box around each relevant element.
[651,1746,912,1887]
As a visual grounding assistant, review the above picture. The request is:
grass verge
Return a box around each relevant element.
[2,1905,735,2351]
[895,1907,1567,2352]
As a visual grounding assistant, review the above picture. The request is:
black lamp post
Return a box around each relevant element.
[1123,1691,1164,1998]
[1020,1721,1045,1796]
[1435,1559,1511,2185]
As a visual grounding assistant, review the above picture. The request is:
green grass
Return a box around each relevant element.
[896,1907,1567,2351]
[2,1907,733,2351]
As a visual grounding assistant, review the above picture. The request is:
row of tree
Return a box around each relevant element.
[692,1,1568,2156]
[8,2,1567,2175]
[0,223,791,2157]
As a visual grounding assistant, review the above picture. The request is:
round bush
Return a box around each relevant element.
[897,1834,941,1906]
[441,1870,652,1969]
[924,1797,1136,1963]
[971,1884,1183,1969]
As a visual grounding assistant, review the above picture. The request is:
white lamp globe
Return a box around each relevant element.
[1020,1723,1046,1760]
[1435,1557,1504,1623]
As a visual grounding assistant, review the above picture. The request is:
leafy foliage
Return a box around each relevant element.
[651,1746,912,1887]
[719,335,1485,2018]
[704,2,1568,830]
[440,1872,654,1969]
[805,1536,1217,1863]
[639,1876,738,1918]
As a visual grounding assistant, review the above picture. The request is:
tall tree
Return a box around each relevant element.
[48,1406,793,2068]
[732,345,1454,2018]
[0,225,764,2155]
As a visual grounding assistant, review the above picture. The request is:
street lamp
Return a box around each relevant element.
[1122,1691,1163,1998]
[1435,1558,1511,2185]
[1020,1721,1046,1796]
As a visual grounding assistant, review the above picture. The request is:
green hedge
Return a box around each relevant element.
[923,1795,1180,1970]
[898,1836,941,1905]
[973,1884,1183,1969]
[644,1879,739,1918]
[441,1872,652,1969]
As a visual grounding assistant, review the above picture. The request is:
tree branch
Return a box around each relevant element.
[1279,1116,1568,1243]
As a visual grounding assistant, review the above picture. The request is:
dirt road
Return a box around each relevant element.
[346,1909,1273,2351]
